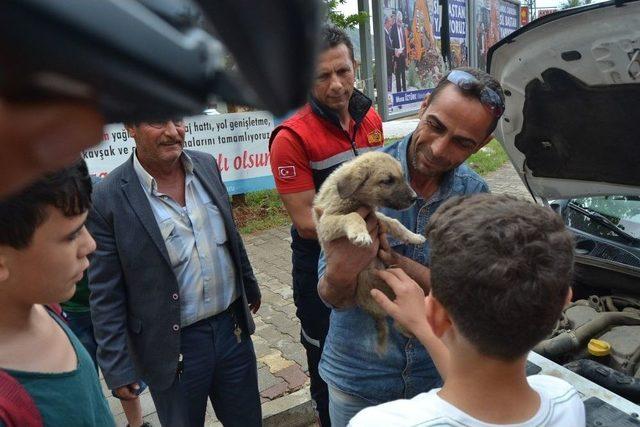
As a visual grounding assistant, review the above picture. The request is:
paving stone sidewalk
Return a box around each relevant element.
[104,161,532,425]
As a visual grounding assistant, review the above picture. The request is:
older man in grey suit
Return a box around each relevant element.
[88,118,262,427]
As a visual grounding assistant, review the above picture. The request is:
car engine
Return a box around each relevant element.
[534,295,640,403]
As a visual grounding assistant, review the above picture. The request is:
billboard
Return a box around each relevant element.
[520,5,529,25]
[373,0,518,119]
[430,0,470,67]
[474,0,520,70]
[85,111,275,195]
[377,0,447,118]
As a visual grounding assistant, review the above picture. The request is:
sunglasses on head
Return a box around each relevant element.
[446,70,505,118]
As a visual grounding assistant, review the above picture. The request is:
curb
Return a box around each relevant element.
[262,386,316,427]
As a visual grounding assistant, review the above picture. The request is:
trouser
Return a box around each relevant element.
[395,56,406,93]
[387,71,393,92]
[291,235,331,426]
[149,308,261,427]
[328,385,373,427]
[301,333,330,426]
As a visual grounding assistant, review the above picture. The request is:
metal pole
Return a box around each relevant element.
[358,0,375,102]
[371,0,389,120]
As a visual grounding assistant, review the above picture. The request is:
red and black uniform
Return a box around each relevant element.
[269,89,383,426]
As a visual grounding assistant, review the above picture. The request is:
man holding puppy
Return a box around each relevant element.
[317,67,505,426]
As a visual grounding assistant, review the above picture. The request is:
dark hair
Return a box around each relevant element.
[426,194,574,360]
[320,25,355,62]
[0,160,92,249]
[429,67,505,135]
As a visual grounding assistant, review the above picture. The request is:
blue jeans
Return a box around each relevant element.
[149,309,261,427]
[328,385,373,427]
[320,307,442,404]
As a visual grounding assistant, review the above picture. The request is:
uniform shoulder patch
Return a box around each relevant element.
[278,165,297,179]
[367,129,383,146]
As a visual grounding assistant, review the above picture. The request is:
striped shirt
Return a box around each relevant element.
[133,151,238,327]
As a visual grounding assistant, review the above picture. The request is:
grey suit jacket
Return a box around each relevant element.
[88,150,260,391]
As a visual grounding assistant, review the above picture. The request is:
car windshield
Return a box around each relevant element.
[569,196,640,240]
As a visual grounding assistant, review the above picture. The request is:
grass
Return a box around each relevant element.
[467,139,509,175]
[232,139,509,235]
[232,190,290,234]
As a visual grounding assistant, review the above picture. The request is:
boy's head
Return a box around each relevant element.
[425,194,574,360]
[0,160,96,305]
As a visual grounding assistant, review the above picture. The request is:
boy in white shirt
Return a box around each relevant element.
[350,194,585,427]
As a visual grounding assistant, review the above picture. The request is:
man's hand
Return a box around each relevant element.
[319,208,380,308]
[378,233,399,267]
[113,382,141,401]
[372,268,451,380]
[371,268,428,336]
[249,299,261,314]
[377,233,432,292]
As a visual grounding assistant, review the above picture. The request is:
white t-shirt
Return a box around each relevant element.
[349,375,585,427]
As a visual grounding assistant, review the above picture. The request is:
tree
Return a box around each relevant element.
[325,0,368,28]
[559,0,592,9]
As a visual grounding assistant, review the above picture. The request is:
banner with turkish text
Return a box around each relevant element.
[83,111,275,195]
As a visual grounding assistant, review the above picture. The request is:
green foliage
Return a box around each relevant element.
[466,139,509,175]
[407,62,418,88]
[559,0,592,9]
[325,0,369,29]
[232,190,290,235]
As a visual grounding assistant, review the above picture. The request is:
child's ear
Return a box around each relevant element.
[426,293,452,338]
[564,287,573,307]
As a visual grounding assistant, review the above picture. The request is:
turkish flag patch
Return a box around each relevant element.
[278,165,296,179]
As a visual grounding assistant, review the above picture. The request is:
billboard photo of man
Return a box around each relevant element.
[382,0,444,116]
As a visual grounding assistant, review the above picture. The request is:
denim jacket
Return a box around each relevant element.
[317,133,489,403]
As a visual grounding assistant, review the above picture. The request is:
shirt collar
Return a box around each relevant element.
[133,150,195,195]
[395,133,457,204]
[309,88,372,130]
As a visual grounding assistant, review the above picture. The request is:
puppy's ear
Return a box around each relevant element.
[337,169,369,199]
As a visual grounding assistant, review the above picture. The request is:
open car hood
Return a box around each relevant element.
[488,0,640,200]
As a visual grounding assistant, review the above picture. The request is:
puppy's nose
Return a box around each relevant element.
[409,189,418,202]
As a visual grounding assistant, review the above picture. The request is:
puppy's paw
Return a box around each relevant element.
[406,233,426,245]
[348,231,373,247]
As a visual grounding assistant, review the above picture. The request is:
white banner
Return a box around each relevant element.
[83,111,276,195]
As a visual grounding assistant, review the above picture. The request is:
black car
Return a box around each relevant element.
[489,0,640,423]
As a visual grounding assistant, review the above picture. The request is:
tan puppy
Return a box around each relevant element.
[313,151,426,353]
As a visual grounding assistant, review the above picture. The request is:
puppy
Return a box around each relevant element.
[313,151,426,353]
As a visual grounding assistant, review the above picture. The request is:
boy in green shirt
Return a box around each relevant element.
[0,160,114,426]
[63,272,149,427]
